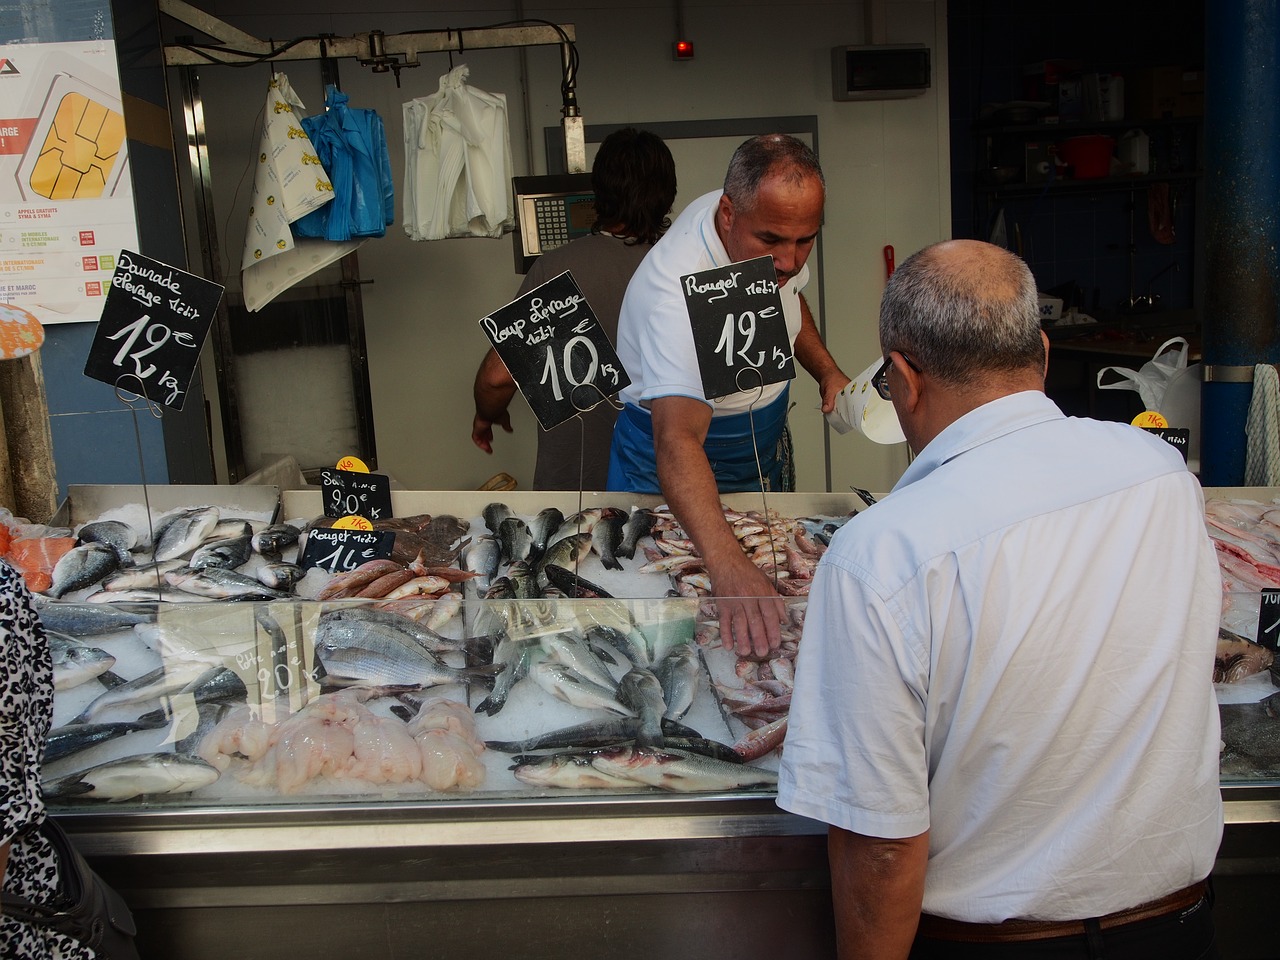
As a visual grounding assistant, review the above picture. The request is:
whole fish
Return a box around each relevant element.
[531,660,634,716]
[487,716,703,754]
[209,519,253,541]
[251,522,301,558]
[314,618,499,689]
[88,587,208,603]
[507,559,539,600]
[44,717,168,765]
[482,502,512,535]
[591,514,625,571]
[101,558,187,592]
[617,508,656,561]
[498,516,532,566]
[589,746,778,793]
[617,667,666,747]
[76,520,138,567]
[48,633,117,691]
[654,644,700,720]
[153,506,221,562]
[585,624,649,668]
[164,567,290,601]
[512,752,639,790]
[73,660,222,724]
[256,561,305,591]
[464,535,501,593]
[475,633,533,716]
[541,563,614,600]
[189,534,253,571]
[536,534,593,590]
[528,507,564,562]
[314,559,404,601]
[318,607,492,661]
[44,752,220,801]
[48,542,120,598]
[542,632,618,692]
[33,600,155,636]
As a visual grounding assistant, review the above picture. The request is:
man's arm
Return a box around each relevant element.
[471,347,517,453]
[828,826,929,960]
[793,292,850,414]
[651,395,785,657]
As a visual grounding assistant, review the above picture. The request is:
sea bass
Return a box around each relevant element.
[44,752,220,801]
[43,717,169,765]
[617,508,656,560]
[164,567,290,600]
[314,618,499,689]
[589,746,778,793]
[47,632,117,690]
[188,534,253,571]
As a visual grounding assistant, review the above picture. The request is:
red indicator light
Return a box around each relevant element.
[673,40,695,60]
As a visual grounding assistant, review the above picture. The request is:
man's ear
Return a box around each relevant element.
[717,193,734,232]
[1041,331,1051,378]
[895,352,925,415]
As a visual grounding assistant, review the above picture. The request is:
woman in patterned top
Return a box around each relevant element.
[0,558,96,958]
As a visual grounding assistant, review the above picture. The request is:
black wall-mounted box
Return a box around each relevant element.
[831,44,931,101]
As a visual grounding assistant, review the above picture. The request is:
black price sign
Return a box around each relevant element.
[1257,589,1280,650]
[680,255,795,401]
[299,528,396,574]
[83,250,223,410]
[320,469,393,521]
[1142,427,1190,462]
[479,270,630,430]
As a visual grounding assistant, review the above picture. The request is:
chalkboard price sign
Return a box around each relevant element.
[299,527,397,574]
[479,270,630,431]
[83,250,223,410]
[320,468,393,522]
[1258,589,1280,650]
[1141,427,1190,463]
[680,255,795,401]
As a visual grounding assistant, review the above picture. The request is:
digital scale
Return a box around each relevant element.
[511,173,594,273]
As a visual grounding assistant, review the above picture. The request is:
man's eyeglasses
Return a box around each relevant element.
[873,351,922,401]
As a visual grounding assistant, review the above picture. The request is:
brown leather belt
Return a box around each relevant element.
[916,880,1209,943]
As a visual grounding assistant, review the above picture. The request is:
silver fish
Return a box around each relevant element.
[209,519,253,541]
[617,508,656,561]
[654,644,699,720]
[164,567,289,600]
[318,608,491,660]
[77,520,138,567]
[512,752,638,790]
[153,506,221,562]
[591,514,625,571]
[464,535,501,592]
[528,507,564,561]
[475,633,534,716]
[531,660,634,716]
[134,666,248,722]
[48,633,117,691]
[537,533,592,591]
[617,667,666,747]
[589,746,778,793]
[256,561,305,591]
[88,587,209,603]
[33,600,155,636]
[251,523,301,558]
[44,717,168,765]
[542,632,618,692]
[189,534,253,571]
[73,660,219,724]
[44,752,220,801]
[482,502,512,535]
[486,716,698,754]
[498,516,532,566]
[313,618,498,689]
[101,558,187,592]
[48,542,120,598]
[585,624,649,669]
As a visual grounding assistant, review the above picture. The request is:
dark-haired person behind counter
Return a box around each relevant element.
[471,127,677,490]
[779,240,1222,960]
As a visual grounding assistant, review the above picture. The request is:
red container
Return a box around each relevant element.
[1059,135,1115,179]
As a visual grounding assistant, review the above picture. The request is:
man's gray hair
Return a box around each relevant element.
[723,134,824,212]
[879,242,1044,386]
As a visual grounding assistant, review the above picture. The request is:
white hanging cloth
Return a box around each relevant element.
[402,65,514,241]
[242,73,364,312]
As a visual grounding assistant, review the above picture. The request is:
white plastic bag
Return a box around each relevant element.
[1096,336,1201,462]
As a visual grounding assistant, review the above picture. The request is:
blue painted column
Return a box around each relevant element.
[1201,0,1280,485]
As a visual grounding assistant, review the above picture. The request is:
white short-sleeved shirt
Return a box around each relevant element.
[777,391,1223,923]
[615,190,807,414]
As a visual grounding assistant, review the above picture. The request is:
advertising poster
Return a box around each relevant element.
[0,38,139,324]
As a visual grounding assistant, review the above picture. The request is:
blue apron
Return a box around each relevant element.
[606,387,790,494]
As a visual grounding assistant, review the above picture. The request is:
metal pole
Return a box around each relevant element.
[1201,0,1280,485]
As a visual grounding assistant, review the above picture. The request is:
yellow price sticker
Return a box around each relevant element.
[335,455,369,473]
[333,514,373,531]
[1131,410,1168,429]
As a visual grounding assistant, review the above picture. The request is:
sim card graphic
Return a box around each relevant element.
[16,72,129,201]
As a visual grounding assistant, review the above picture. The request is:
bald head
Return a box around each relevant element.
[879,240,1044,388]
